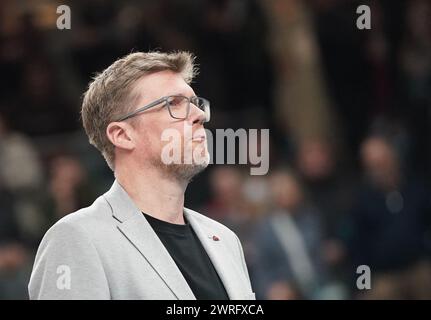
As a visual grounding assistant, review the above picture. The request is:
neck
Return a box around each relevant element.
[115,165,188,225]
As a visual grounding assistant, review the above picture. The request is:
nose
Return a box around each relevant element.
[188,103,208,125]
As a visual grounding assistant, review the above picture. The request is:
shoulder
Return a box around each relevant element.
[42,195,113,244]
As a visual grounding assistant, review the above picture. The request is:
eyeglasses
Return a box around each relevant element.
[114,95,211,122]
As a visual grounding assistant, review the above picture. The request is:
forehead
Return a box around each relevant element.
[133,70,195,102]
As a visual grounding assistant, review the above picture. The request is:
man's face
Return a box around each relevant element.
[127,70,209,181]
[361,137,399,188]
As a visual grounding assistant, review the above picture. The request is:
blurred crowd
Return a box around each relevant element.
[0,0,430,299]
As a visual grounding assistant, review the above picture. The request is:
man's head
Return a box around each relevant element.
[269,169,304,212]
[81,51,210,181]
[360,136,400,189]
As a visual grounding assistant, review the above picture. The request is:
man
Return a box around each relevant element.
[28,51,255,300]
[349,136,431,299]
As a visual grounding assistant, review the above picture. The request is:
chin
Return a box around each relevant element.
[169,162,208,182]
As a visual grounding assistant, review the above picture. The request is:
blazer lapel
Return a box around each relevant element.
[103,180,195,300]
[184,209,247,300]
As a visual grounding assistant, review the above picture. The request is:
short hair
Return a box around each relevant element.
[81,51,198,171]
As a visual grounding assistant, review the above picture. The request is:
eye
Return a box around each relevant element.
[167,96,184,107]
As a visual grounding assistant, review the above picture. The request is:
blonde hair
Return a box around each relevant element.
[81,51,198,171]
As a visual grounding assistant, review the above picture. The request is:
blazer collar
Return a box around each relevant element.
[103,180,195,299]
[103,179,245,300]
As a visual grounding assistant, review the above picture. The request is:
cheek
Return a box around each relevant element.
[133,122,162,155]
[133,134,152,161]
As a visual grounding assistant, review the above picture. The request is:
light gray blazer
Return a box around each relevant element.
[28,180,255,300]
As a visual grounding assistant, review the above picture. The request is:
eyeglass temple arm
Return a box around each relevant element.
[114,97,167,122]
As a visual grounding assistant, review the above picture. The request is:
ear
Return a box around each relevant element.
[106,122,135,151]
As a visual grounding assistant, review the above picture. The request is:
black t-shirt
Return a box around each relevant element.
[143,212,229,300]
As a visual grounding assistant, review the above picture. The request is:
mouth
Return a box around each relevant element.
[192,135,206,142]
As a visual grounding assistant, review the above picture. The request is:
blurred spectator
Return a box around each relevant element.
[0,113,34,299]
[0,111,43,192]
[42,153,98,223]
[16,57,78,135]
[349,136,431,299]
[295,138,356,281]
[0,184,30,299]
[0,111,46,247]
[400,0,431,177]
[252,169,342,299]
[296,138,355,239]
[205,166,246,221]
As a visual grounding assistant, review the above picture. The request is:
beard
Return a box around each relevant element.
[161,161,208,182]
[153,147,210,182]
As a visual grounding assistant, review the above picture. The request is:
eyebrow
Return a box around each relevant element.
[168,92,197,98]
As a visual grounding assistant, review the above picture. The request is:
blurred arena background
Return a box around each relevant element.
[0,0,430,299]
